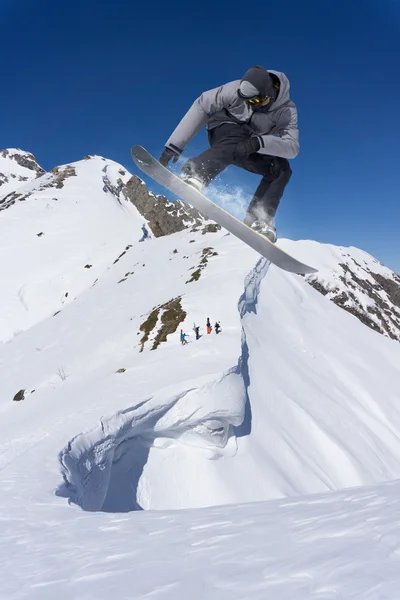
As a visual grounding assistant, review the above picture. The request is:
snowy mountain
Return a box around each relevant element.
[0,154,139,342]
[303,243,400,341]
[0,148,45,202]
[1,149,400,598]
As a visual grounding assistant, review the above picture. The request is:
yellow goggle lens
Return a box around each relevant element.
[247,96,271,106]
[247,97,262,105]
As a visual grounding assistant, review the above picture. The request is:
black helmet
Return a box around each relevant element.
[238,65,274,100]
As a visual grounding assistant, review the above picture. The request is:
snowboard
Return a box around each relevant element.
[131,146,317,275]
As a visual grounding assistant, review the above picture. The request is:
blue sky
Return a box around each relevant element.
[1,0,399,272]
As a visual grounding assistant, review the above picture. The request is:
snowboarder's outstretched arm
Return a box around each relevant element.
[165,81,240,154]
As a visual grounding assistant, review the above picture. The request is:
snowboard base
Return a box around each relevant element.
[131,146,317,275]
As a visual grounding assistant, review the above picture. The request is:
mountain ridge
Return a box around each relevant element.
[2,146,398,342]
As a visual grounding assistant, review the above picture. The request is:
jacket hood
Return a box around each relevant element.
[240,65,274,98]
[268,70,291,109]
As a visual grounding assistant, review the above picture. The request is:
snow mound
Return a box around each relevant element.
[57,367,244,512]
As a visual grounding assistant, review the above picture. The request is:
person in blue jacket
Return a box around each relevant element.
[180,329,189,345]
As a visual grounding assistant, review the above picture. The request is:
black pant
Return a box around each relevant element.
[187,123,292,222]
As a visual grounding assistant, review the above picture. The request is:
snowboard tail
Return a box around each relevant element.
[131,146,317,275]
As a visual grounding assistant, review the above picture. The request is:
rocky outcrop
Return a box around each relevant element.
[0,149,45,199]
[13,389,25,402]
[1,149,45,177]
[0,162,77,212]
[50,164,77,188]
[1,149,45,178]
[123,175,205,237]
[307,257,400,342]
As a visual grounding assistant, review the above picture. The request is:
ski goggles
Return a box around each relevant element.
[246,96,265,105]
[246,95,272,106]
[237,89,271,106]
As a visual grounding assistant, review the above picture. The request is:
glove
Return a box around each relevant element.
[159,146,181,167]
[236,136,261,157]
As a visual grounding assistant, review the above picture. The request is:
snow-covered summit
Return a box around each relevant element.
[0,147,45,200]
[0,154,143,342]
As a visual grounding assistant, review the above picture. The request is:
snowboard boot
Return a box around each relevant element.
[180,160,205,192]
[182,175,204,192]
[249,218,277,243]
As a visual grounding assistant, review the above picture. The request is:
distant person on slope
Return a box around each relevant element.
[180,329,189,345]
[193,324,201,340]
[206,318,212,334]
[215,321,221,334]
[159,65,298,243]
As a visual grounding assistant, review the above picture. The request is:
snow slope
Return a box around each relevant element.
[1,152,400,597]
[0,155,142,342]
[3,478,400,599]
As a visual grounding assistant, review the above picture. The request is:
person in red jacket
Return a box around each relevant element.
[206,317,212,334]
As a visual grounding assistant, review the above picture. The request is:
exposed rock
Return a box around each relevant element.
[152,298,187,350]
[186,247,218,284]
[0,150,45,208]
[202,223,221,234]
[187,268,202,283]
[123,176,205,237]
[1,155,79,213]
[371,273,400,308]
[13,389,25,402]
[306,279,329,296]
[307,258,400,342]
[1,149,45,178]
[139,297,186,352]
[0,191,27,211]
[50,164,76,189]
[10,152,45,177]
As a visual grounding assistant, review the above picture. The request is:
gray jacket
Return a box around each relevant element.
[166,70,299,160]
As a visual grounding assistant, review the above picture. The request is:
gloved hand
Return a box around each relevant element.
[236,136,261,157]
[159,146,181,167]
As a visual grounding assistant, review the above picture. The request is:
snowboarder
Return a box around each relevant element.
[206,318,212,334]
[159,65,298,243]
[215,321,221,334]
[180,329,189,345]
[193,324,201,340]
